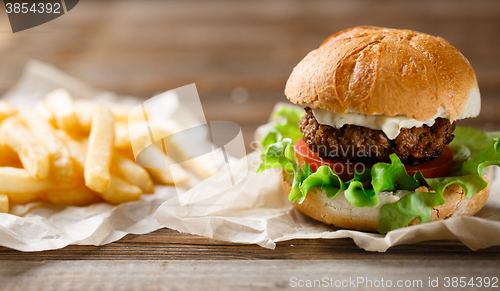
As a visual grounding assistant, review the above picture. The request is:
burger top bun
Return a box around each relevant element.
[285,26,480,121]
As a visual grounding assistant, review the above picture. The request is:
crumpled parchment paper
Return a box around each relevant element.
[154,104,500,252]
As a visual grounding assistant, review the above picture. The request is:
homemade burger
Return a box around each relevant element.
[258,26,498,233]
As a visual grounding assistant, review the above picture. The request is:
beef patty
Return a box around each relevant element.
[299,107,455,165]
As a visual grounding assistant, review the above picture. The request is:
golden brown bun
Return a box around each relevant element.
[282,171,490,232]
[285,26,480,121]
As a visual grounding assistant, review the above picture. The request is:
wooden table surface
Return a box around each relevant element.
[1,1,500,290]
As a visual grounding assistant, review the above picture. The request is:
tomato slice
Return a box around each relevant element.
[404,146,453,179]
[294,139,453,181]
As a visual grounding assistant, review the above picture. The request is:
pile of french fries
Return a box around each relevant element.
[0,89,218,214]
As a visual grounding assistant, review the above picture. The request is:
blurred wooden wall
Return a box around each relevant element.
[1,0,499,150]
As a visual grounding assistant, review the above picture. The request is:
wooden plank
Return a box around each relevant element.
[0,229,499,261]
[0,259,499,291]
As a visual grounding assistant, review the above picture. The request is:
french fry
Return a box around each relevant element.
[145,149,190,185]
[112,153,154,193]
[0,194,8,213]
[147,164,189,185]
[40,186,102,206]
[0,145,23,168]
[0,95,177,208]
[57,130,144,203]
[19,109,73,181]
[176,156,218,180]
[114,121,131,149]
[101,175,142,204]
[0,167,51,204]
[129,120,177,157]
[128,120,152,157]
[4,192,39,205]
[0,118,50,179]
[149,121,219,179]
[110,103,134,123]
[0,101,17,122]
[126,120,190,185]
[45,89,80,131]
[54,130,86,174]
[84,106,114,193]
[74,99,96,133]
[0,166,87,205]
[116,147,135,161]
[34,101,57,128]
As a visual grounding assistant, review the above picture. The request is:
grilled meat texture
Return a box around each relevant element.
[299,107,455,165]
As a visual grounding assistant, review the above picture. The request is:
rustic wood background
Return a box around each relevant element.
[0,0,500,290]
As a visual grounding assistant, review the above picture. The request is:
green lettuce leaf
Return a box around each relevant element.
[377,191,446,233]
[345,181,378,208]
[261,106,303,149]
[354,168,372,182]
[261,130,282,150]
[297,165,380,208]
[273,106,303,143]
[300,166,345,201]
[449,144,472,169]
[379,135,500,233]
[256,138,292,173]
[284,143,314,203]
[450,127,500,159]
[371,154,420,195]
[425,138,500,199]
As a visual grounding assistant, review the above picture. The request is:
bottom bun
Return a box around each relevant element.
[282,170,490,232]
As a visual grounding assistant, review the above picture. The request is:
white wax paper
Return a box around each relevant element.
[0,61,184,251]
[154,105,500,252]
